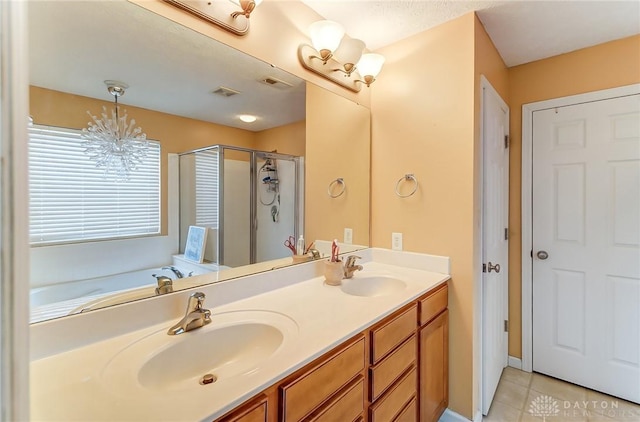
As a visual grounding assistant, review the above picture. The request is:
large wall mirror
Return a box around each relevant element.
[28,0,371,323]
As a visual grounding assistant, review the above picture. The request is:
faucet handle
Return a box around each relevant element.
[186,292,206,313]
[346,255,362,266]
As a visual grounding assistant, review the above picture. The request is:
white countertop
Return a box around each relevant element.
[30,249,450,421]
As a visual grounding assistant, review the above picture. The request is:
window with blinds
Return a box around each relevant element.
[194,149,219,229]
[29,124,161,245]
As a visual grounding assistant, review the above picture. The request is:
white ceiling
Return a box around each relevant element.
[301,0,640,67]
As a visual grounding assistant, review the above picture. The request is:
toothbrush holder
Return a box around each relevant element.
[324,260,344,286]
[292,254,311,264]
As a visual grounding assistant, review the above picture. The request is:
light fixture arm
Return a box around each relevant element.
[355,75,376,87]
[230,0,257,18]
[333,63,358,77]
[298,44,362,92]
[163,0,254,36]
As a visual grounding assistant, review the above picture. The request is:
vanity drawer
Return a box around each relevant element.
[394,397,417,422]
[370,335,416,401]
[369,367,417,422]
[309,376,364,422]
[218,395,267,422]
[419,284,448,326]
[281,336,365,421]
[370,304,417,364]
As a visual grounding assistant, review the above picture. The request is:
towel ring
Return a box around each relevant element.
[395,174,418,198]
[328,178,346,198]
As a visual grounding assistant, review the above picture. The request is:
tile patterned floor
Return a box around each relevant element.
[483,367,640,422]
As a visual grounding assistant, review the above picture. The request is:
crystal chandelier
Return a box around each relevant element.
[82,81,149,182]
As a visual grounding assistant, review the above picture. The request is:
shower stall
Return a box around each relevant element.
[179,145,303,268]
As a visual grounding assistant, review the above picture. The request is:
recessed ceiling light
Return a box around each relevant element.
[238,114,257,123]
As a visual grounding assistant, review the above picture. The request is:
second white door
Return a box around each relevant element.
[482,78,509,414]
[532,93,640,403]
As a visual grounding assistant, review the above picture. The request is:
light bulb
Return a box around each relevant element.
[309,20,345,58]
[357,53,385,79]
[239,114,257,123]
[334,38,365,74]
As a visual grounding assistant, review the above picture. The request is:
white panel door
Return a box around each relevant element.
[533,94,640,403]
[482,80,509,415]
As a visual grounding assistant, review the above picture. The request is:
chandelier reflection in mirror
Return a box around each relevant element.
[82,81,149,182]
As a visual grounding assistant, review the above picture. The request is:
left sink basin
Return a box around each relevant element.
[100,310,298,393]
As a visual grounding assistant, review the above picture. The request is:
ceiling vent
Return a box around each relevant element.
[259,77,293,90]
[212,86,241,97]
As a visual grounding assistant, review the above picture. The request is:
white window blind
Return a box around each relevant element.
[195,149,219,229]
[29,124,161,245]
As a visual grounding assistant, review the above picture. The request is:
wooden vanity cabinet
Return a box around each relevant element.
[214,282,449,422]
[280,336,366,421]
[419,284,449,422]
[218,394,270,422]
[368,304,418,422]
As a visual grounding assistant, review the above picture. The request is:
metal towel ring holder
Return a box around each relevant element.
[395,174,418,198]
[328,178,346,198]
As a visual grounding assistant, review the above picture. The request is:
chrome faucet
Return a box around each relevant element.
[162,266,185,279]
[153,274,173,295]
[167,292,211,335]
[344,255,363,279]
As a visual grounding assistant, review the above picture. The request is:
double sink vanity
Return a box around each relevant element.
[30,248,450,421]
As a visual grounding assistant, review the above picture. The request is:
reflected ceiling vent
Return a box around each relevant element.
[212,86,241,97]
[259,77,293,90]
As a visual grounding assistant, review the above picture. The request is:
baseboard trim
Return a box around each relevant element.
[438,408,477,422]
[474,410,483,422]
[508,355,523,369]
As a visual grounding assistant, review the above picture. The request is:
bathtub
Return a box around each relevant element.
[30,264,225,323]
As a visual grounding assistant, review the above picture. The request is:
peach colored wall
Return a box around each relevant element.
[305,82,371,247]
[371,13,477,419]
[507,35,640,358]
[130,0,370,108]
[254,120,306,157]
[473,14,509,415]
[29,86,256,234]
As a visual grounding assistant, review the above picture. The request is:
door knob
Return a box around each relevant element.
[487,262,501,273]
[536,250,549,260]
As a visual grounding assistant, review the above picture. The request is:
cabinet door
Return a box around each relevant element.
[281,337,365,421]
[419,310,448,422]
[218,395,268,422]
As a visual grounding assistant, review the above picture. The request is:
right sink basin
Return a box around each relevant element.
[340,275,407,297]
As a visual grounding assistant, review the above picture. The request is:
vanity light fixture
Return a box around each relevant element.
[238,114,257,123]
[298,20,384,92]
[82,81,149,182]
[354,53,385,87]
[308,20,345,63]
[163,0,263,36]
[333,38,365,77]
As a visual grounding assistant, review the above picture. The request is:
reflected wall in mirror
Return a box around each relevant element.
[28,0,370,324]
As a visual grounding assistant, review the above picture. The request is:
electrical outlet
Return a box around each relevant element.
[344,228,353,244]
[392,232,403,251]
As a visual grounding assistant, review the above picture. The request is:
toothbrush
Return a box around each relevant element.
[331,239,340,262]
